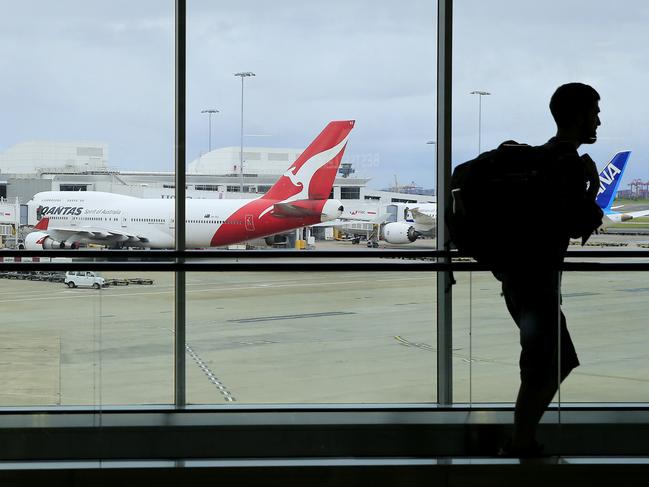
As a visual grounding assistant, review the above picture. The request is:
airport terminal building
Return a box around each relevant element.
[0,141,433,211]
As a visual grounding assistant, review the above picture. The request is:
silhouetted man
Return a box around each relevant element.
[499,83,603,456]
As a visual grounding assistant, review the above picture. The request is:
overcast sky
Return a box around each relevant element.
[2,1,649,190]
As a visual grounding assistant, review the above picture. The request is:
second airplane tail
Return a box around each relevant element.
[596,151,631,211]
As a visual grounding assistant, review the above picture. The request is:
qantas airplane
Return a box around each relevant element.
[25,120,355,249]
[382,150,643,245]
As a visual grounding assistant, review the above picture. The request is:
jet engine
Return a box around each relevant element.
[383,222,419,244]
[24,232,78,249]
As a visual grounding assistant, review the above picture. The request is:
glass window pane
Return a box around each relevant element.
[187,271,436,404]
[2,1,174,252]
[453,0,649,249]
[561,271,649,402]
[453,0,649,405]
[186,0,436,251]
[0,270,173,406]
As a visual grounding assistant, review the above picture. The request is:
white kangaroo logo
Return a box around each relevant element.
[259,135,349,219]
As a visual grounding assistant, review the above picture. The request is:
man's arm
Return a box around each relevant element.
[559,154,603,243]
[581,153,601,201]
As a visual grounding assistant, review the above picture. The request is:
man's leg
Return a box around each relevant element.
[512,308,574,450]
[512,371,569,449]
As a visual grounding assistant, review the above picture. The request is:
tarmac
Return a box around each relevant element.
[1,235,649,407]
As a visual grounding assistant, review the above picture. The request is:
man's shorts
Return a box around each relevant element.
[500,271,579,385]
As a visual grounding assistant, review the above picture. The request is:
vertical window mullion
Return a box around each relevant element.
[175,0,187,408]
[436,0,453,406]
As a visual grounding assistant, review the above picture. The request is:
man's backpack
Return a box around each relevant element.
[446,141,552,265]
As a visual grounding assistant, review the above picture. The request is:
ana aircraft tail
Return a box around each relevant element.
[596,151,631,211]
[595,150,649,224]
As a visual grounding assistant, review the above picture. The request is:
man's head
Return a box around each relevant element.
[550,83,601,145]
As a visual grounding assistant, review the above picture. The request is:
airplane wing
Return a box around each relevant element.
[273,201,321,218]
[34,219,149,243]
[44,227,148,242]
[605,208,649,223]
[409,207,436,226]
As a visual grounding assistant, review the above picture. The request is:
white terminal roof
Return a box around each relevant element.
[188,146,310,175]
[0,141,108,175]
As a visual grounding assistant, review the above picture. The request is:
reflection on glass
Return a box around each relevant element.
[187,272,436,404]
[0,271,173,406]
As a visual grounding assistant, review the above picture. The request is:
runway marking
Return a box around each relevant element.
[167,327,235,402]
[620,287,649,293]
[563,292,600,298]
[233,339,276,346]
[230,311,356,324]
[395,336,463,353]
[394,335,434,351]
[185,344,236,402]
[376,276,433,281]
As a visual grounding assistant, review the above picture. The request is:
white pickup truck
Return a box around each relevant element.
[64,271,106,289]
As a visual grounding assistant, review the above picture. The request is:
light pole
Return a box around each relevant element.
[235,71,255,193]
[200,108,219,153]
[469,91,490,154]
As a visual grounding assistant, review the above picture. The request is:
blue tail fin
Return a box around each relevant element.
[596,151,631,211]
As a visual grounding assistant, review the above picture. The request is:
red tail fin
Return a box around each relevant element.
[34,217,50,230]
[263,120,355,201]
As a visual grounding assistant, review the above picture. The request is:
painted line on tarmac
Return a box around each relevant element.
[395,336,464,354]
[185,344,236,402]
[230,311,356,324]
[376,277,434,282]
[394,335,434,351]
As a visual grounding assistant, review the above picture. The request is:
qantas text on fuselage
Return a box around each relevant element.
[26,120,355,249]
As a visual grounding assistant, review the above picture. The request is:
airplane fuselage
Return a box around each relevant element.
[32,191,341,248]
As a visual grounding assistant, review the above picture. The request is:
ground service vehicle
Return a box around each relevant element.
[64,271,105,289]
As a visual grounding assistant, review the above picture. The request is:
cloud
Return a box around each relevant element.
[2,0,649,190]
